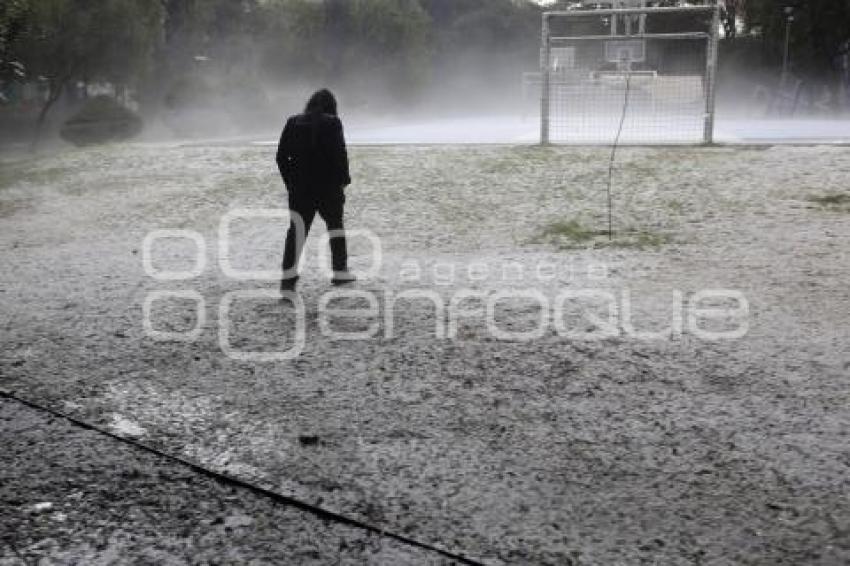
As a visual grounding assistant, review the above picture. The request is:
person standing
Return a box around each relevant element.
[276,89,356,292]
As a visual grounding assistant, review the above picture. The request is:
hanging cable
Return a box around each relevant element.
[606,70,633,240]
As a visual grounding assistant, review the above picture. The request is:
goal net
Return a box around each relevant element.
[539,2,719,144]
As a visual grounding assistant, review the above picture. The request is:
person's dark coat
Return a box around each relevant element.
[276,112,351,194]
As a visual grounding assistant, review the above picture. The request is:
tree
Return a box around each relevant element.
[721,0,740,39]
[258,0,432,96]
[0,0,29,84]
[343,0,432,93]
[742,0,850,81]
[258,0,330,81]
[11,0,163,141]
[159,0,260,76]
[420,0,541,75]
[0,0,28,60]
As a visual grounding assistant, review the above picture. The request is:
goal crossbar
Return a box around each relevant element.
[543,6,717,19]
[551,32,710,43]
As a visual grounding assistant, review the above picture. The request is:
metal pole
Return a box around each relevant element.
[703,4,720,144]
[781,9,793,86]
[540,13,551,145]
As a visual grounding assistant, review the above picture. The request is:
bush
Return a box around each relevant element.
[60,95,143,146]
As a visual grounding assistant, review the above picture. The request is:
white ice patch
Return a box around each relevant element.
[29,502,54,513]
[109,414,147,438]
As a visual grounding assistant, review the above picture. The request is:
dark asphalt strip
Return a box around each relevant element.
[0,389,486,566]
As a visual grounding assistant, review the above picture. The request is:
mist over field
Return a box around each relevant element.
[1,0,849,146]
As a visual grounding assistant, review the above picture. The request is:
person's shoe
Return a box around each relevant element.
[331,270,357,286]
[280,276,299,293]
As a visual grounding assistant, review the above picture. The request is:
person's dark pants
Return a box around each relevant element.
[282,187,348,280]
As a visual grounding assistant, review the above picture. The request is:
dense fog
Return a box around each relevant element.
[1,0,848,145]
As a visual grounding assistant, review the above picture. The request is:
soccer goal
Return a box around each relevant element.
[539,2,720,144]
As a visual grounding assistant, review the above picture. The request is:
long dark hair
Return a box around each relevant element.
[304,89,338,116]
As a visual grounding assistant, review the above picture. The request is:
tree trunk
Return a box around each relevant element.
[30,78,65,151]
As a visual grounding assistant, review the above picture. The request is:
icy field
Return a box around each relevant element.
[1,143,849,564]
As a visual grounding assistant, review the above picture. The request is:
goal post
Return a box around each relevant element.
[540,3,720,145]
